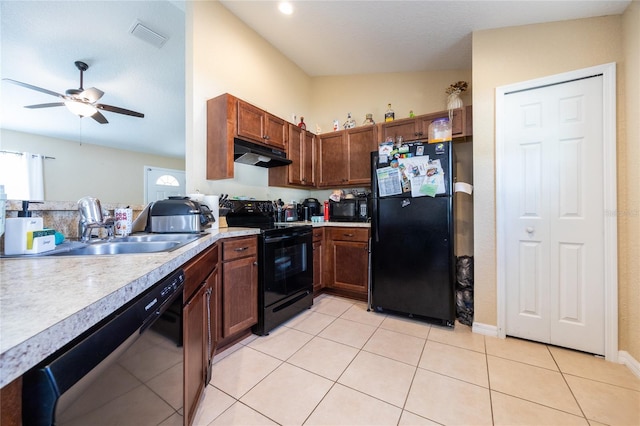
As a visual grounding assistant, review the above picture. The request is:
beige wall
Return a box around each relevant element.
[310,70,472,133]
[620,0,640,361]
[186,1,474,209]
[1,129,184,205]
[186,0,313,202]
[472,11,639,360]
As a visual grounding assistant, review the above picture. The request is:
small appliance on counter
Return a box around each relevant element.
[297,198,321,221]
[147,197,214,233]
[329,197,370,222]
[284,202,298,222]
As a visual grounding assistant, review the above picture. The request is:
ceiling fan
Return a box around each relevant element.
[3,60,144,124]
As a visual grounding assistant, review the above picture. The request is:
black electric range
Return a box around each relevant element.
[225,200,313,335]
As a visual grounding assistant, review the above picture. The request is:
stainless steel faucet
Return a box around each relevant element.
[77,197,115,242]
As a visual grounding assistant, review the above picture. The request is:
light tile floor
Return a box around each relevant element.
[197,294,640,426]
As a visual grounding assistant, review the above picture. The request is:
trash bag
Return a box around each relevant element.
[456,288,474,326]
[455,256,474,326]
[456,255,474,288]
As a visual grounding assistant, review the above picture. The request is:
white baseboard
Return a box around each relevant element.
[472,322,498,337]
[618,351,640,379]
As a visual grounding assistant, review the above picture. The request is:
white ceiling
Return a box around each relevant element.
[0,1,630,159]
[0,1,185,158]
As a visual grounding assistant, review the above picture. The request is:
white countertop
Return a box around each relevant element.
[0,227,259,388]
[0,221,369,388]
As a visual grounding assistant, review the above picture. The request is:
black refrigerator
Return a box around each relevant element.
[370,141,455,327]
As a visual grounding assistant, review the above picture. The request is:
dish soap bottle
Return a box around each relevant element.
[385,103,394,122]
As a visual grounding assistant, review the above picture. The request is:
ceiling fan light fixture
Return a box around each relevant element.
[64,100,97,117]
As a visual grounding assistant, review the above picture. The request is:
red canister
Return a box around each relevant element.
[324,200,329,221]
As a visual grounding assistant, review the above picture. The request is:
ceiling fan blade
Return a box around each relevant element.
[2,78,65,99]
[80,87,104,103]
[91,111,109,124]
[24,102,66,109]
[96,103,144,118]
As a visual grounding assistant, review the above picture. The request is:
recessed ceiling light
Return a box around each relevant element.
[278,2,293,15]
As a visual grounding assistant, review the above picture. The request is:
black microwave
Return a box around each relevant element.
[329,198,369,222]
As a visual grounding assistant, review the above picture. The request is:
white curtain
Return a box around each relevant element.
[0,152,45,201]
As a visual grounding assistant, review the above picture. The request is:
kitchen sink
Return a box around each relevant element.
[42,233,205,257]
[1,233,207,258]
[49,240,183,256]
[117,233,203,243]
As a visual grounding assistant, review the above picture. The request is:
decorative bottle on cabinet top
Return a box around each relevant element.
[385,103,394,122]
[298,116,306,130]
[363,113,375,125]
[343,112,356,129]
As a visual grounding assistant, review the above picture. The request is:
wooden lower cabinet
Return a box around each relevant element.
[221,236,258,339]
[325,227,369,300]
[0,377,21,426]
[183,243,219,426]
[312,228,324,293]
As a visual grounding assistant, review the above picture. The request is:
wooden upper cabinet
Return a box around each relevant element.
[381,106,472,143]
[302,131,316,186]
[317,132,347,187]
[317,125,377,188]
[382,118,425,142]
[264,114,286,149]
[237,101,265,143]
[345,126,377,186]
[286,124,304,185]
[269,125,315,188]
[207,94,288,180]
[237,99,286,150]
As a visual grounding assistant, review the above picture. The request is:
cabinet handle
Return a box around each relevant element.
[253,261,258,266]
[344,233,354,237]
[234,246,249,252]
[263,135,270,140]
[414,132,419,136]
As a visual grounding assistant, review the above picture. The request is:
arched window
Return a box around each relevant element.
[155,175,180,187]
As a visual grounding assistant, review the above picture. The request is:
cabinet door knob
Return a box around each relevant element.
[253,261,258,266]
[344,233,354,237]
[234,247,249,252]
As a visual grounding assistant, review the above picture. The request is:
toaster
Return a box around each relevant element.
[148,197,214,233]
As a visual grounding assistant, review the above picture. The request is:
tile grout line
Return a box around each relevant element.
[483,334,496,425]
[547,343,590,422]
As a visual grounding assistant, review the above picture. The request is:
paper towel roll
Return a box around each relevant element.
[454,182,473,195]
[203,195,219,230]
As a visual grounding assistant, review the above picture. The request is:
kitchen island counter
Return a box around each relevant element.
[0,227,260,388]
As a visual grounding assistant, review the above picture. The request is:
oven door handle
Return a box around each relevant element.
[264,231,310,243]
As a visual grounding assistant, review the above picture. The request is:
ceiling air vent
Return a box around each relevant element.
[129,20,168,49]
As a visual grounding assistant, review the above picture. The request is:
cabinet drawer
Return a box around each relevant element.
[312,228,324,242]
[184,244,218,301]
[223,236,257,261]
[328,227,369,242]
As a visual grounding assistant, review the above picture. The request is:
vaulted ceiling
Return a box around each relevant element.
[0,1,630,158]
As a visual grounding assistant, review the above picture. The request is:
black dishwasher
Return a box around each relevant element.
[22,269,185,426]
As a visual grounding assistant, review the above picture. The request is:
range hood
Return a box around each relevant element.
[233,138,292,168]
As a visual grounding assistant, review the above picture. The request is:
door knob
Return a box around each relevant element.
[526,227,534,234]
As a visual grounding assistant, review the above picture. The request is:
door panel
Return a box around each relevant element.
[504,76,604,355]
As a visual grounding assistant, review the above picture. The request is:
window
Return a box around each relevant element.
[155,175,180,187]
